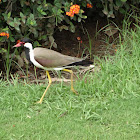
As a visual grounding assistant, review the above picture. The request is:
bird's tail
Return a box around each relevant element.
[67,59,94,67]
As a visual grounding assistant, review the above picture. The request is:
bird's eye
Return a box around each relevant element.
[21,42,25,45]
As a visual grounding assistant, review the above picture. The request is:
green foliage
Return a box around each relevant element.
[101,0,140,18]
[0,0,139,45]
[0,0,93,46]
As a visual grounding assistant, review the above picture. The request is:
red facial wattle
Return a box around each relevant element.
[13,42,25,47]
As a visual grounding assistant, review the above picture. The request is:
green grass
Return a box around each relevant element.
[0,24,140,140]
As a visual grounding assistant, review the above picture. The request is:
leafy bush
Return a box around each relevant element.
[0,0,140,47]
[0,0,92,47]
[0,1,139,44]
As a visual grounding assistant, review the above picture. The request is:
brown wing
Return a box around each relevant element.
[34,47,83,68]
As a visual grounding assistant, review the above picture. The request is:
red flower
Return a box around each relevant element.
[0,32,9,39]
[77,37,81,41]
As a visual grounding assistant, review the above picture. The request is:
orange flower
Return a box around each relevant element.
[77,37,82,44]
[77,37,81,41]
[87,3,93,8]
[70,4,80,14]
[0,32,9,39]
[6,33,9,39]
[66,11,74,17]
[66,4,80,17]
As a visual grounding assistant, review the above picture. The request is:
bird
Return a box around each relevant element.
[13,38,94,104]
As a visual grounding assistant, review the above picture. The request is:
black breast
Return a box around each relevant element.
[24,48,32,64]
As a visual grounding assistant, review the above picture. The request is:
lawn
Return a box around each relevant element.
[0,23,140,140]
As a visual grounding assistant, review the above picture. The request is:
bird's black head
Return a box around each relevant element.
[13,38,32,48]
[12,38,33,63]
[21,38,32,43]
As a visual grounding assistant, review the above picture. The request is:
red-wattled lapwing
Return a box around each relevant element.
[13,38,94,104]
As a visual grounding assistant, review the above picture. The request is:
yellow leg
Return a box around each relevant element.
[63,69,78,95]
[37,71,52,104]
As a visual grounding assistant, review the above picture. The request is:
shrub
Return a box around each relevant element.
[0,0,92,47]
[0,0,140,47]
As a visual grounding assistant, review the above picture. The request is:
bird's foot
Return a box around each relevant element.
[71,88,78,95]
[36,100,43,104]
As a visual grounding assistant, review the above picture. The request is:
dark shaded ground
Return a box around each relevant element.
[54,17,118,59]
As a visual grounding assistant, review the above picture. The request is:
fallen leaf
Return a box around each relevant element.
[104,25,118,37]
[59,111,68,117]
[26,115,31,119]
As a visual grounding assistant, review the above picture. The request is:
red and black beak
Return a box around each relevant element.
[13,41,24,48]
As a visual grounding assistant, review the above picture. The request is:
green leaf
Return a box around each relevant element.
[55,3,61,8]
[8,12,11,18]
[13,18,21,27]
[116,0,123,7]
[121,0,127,2]
[8,21,14,27]
[2,27,9,32]
[37,6,47,15]
[37,0,41,4]
[20,12,26,23]
[69,22,75,33]
[33,41,41,47]
[78,17,81,22]
[27,14,37,26]
[119,8,126,14]
[2,13,8,20]
[20,12,24,18]
[52,7,58,15]
[29,27,38,37]
[15,26,20,32]
[42,11,47,15]
[20,0,24,7]
[125,3,130,10]
[58,25,68,31]
[81,1,87,7]
[30,14,34,19]
[39,35,47,40]
[96,2,102,8]
[22,18,26,24]
[57,9,62,15]
[9,36,15,42]
[81,15,87,19]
